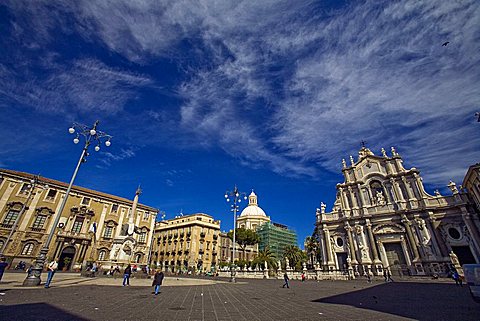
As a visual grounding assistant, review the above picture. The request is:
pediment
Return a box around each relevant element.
[372,223,405,234]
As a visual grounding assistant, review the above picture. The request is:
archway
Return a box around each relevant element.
[58,246,76,271]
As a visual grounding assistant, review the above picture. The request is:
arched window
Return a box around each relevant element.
[21,243,34,255]
[98,250,107,261]
[135,253,142,263]
[370,180,384,194]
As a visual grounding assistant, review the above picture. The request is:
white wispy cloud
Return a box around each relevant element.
[0,58,152,113]
[3,0,479,185]
[176,0,480,183]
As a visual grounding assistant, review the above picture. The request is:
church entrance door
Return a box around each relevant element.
[384,242,406,276]
[336,253,348,271]
[58,246,76,271]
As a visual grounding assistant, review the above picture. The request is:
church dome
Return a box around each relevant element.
[239,191,267,217]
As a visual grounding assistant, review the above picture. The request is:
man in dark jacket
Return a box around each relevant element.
[152,270,165,295]
[282,272,290,288]
[123,265,132,286]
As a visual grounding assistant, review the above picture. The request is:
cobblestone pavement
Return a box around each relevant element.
[1,274,479,321]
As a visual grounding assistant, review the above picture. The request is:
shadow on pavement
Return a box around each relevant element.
[0,303,89,321]
[313,282,480,321]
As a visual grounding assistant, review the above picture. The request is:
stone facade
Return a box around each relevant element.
[0,169,157,270]
[463,163,480,212]
[152,213,221,273]
[315,146,480,278]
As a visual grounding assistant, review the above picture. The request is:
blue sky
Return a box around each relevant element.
[1,0,479,247]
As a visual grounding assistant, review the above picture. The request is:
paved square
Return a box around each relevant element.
[1,273,479,321]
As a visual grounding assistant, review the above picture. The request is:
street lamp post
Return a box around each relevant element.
[23,121,112,286]
[224,186,247,282]
[0,174,48,258]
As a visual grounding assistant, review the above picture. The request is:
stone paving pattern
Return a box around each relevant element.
[1,273,479,321]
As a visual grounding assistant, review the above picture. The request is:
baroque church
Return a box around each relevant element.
[315,145,480,277]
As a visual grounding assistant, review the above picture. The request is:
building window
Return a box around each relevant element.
[111,204,118,213]
[104,226,113,238]
[21,243,34,255]
[135,253,142,263]
[0,240,4,250]
[138,232,147,243]
[45,189,57,201]
[336,237,344,247]
[448,227,461,240]
[2,210,19,227]
[81,197,91,206]
[98,250,107,261]
[72,217,85,233]
[143,211,149,220]
[19,183,30,195]
[32,215,47,229]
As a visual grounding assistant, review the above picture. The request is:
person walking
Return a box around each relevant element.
[282,272,290,288]
[365,270,372,283]
[453,270,463,286]
[301,272,306,282]
[44,259,58,288]
[0,257,8,282]
[152,270,165,295]
[123,265,132,286]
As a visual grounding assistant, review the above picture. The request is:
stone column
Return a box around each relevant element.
[345,223,358,264]
[365,220,380,263]
[339,187,351,216]
[427,214,449,257]
[318,229,328,267]
[323,228,335,267]
[401,176,415,200]
[95,204,109,241]
[0,181,16,214]
[462,209,480,260]
[115,208,126,238]
[18,188,43,231]
[348,186,358,208]
[401,215,420,262]
[400,236,412,266]
[391,178,405,201]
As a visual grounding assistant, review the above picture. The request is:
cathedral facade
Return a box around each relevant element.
[315,146,480,277]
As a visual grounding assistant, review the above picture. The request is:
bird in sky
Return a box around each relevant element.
[442,41,450,46]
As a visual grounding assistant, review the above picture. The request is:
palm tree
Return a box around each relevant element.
[305,235,320,267]
[253,246,277,270]
[283,245,307,270]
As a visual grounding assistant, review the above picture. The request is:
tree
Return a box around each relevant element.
[304,235,320,267]
[283,245,307,270]
[227,228,260,261]
[252,246,277,270]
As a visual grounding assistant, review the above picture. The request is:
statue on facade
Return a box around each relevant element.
[391,146,398,156]
[449,251,460,267]
[376,191,386,206]
[342,159,347,168]
[448,181,459,195]
[434,189,441,196]
[381,148,387,157]
[320,202,326,214]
